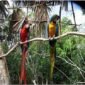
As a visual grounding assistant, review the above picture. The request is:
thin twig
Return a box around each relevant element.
[67,57,85,80]
[55,66,71,82]
[57,56,85,74]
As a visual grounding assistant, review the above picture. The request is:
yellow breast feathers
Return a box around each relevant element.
[48,22,56,37]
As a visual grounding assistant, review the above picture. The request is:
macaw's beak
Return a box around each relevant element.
[57,16,60,20]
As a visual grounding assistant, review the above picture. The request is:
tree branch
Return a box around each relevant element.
[55,66,71,82]
[0,42,19,58]
[20,32,85,44]
[0,32,85,58]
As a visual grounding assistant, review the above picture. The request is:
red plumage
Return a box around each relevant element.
[19,23,29,85]
[20,24,29,42]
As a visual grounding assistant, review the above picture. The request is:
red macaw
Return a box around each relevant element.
[48,14,60,80]
[19,18,30,84]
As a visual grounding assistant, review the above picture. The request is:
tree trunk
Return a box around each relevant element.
[33,3,48,38]
[71,2,77,31]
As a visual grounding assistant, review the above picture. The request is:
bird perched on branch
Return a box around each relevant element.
[48,14,60,81]
[19,16,30,84]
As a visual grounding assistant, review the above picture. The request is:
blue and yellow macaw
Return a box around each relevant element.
[48,14,60,80]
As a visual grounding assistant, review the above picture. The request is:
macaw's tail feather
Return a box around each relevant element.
[19,48,27,84]
[50,45,56,81]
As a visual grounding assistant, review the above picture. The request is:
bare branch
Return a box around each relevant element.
[0,42,19,58]
[0,32,85,58]
[20,32,85,44]
[67,57,85,80]
[57,56,85,74]
[55,66,71,82]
